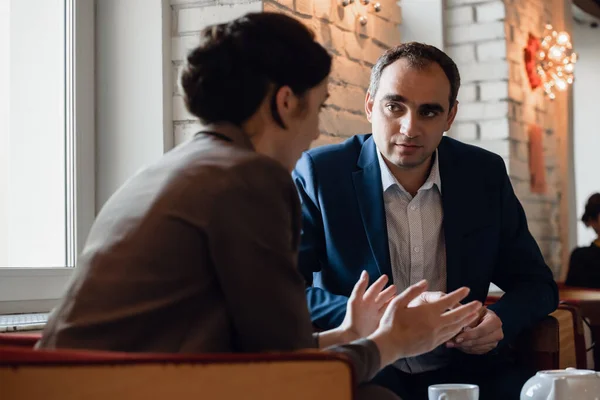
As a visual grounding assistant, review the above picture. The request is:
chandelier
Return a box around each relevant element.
[535,24,578,99]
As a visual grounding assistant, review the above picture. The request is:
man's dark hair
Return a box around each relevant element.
[181,12,332,128]
[369,42,461,110]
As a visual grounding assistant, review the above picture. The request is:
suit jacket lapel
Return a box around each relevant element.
[439,139,463,292]
[352,136,392,278]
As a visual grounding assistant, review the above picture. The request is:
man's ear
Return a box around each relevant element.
[445,100,459,131]
[365,91,374,122]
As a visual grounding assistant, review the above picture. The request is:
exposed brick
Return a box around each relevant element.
[448,122,478,141]
[173,65,183,95]
[446,21,505,44]
[508,81,524,103]
[475,1,505,23]
[171,0,212,4]
[332,4,357,31]
[173,95,195,121]
[447,0,498,6]
[458,84,478,103]
[479,118,509,139]
[177,2,262,33]
[460,61,509,82]
[368,16,401,48]
[364,40,386,65]
[311,134,344,149]
[508,157,530,181]
[174,122,203,145]
[313,0,333,21]
[343,31,367,62]
[295,0,313,16]
[367,0,402,24]
[510,120,527,141]
[330,55,371,89]
[171,35,201,61]
[477,39,506,61]
[480,81,509,100]
[446,44,476,64]
[445,6,474,26]
[320,108,371,136]
[327,84,366,114]
[455,101,509,121]
[512,139,529,161]
[468,139,510,157]
[266,0,293,9]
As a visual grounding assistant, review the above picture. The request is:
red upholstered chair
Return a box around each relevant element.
[0,343,355,400]
[0,332,41,348]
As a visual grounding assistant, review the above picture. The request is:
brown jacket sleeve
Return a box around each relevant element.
[208,157,381,382]
[207,158,315,352]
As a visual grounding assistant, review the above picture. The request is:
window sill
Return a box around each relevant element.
[0,268,72,314]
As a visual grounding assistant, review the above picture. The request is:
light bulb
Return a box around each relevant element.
[549,46,563,61]
[555,78,567,91]
[557,32,570,45]
[359,15,367,25]
[564,63,574,73]
[373,2,381,12]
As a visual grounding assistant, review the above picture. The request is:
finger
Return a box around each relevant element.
[455,315,501,343]
[458,327,503,347]
[432,287,471,313]
[420,291,448,306]
[441,300,482,324]
[349,270,369,301]
[438,309,482,344]
[460,333,502,348]
[389,280,428,309]
[364,274,389,302]
[378,294,396,315]
[458,343,498,355]
[375,284,397,306]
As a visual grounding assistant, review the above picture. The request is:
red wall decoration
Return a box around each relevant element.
[524,34,542,90]
[528,124,547,194]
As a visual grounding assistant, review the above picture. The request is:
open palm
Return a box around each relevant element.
[339,271,397,340]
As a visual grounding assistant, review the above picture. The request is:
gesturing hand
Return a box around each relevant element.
[368,280,483,367]
[339,271,397,341]
[446,307,503,355]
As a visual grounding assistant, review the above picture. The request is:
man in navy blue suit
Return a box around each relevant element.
[293,43,558,399]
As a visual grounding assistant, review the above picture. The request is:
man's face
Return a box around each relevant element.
[365,58,458,169]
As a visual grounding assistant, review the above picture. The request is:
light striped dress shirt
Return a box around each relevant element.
[376,148,450,374]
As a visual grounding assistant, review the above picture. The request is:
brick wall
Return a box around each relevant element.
[171,0,263,144]
[444,0,567,274]
[170,0,402,147]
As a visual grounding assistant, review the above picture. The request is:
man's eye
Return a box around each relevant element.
[421,110,438,118]
[386,104,400,112]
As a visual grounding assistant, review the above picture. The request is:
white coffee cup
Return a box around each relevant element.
[428,384,479,400]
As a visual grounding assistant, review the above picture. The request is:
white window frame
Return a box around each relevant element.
[0,0,95,315]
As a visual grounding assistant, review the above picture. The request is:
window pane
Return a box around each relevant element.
[0,0,67,267]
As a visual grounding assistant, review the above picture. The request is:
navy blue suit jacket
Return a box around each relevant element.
[293,134,558,346]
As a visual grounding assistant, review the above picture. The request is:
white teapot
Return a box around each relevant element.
[521,368,600,400]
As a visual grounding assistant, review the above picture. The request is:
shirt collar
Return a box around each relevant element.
[376,148,442,195]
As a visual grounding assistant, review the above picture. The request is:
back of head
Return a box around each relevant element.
[582,193,600,226]
[369,42,461,109]
[180,12,332,127]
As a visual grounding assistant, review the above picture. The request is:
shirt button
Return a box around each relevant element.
[414,246,420,253]
[410,205,417,211]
